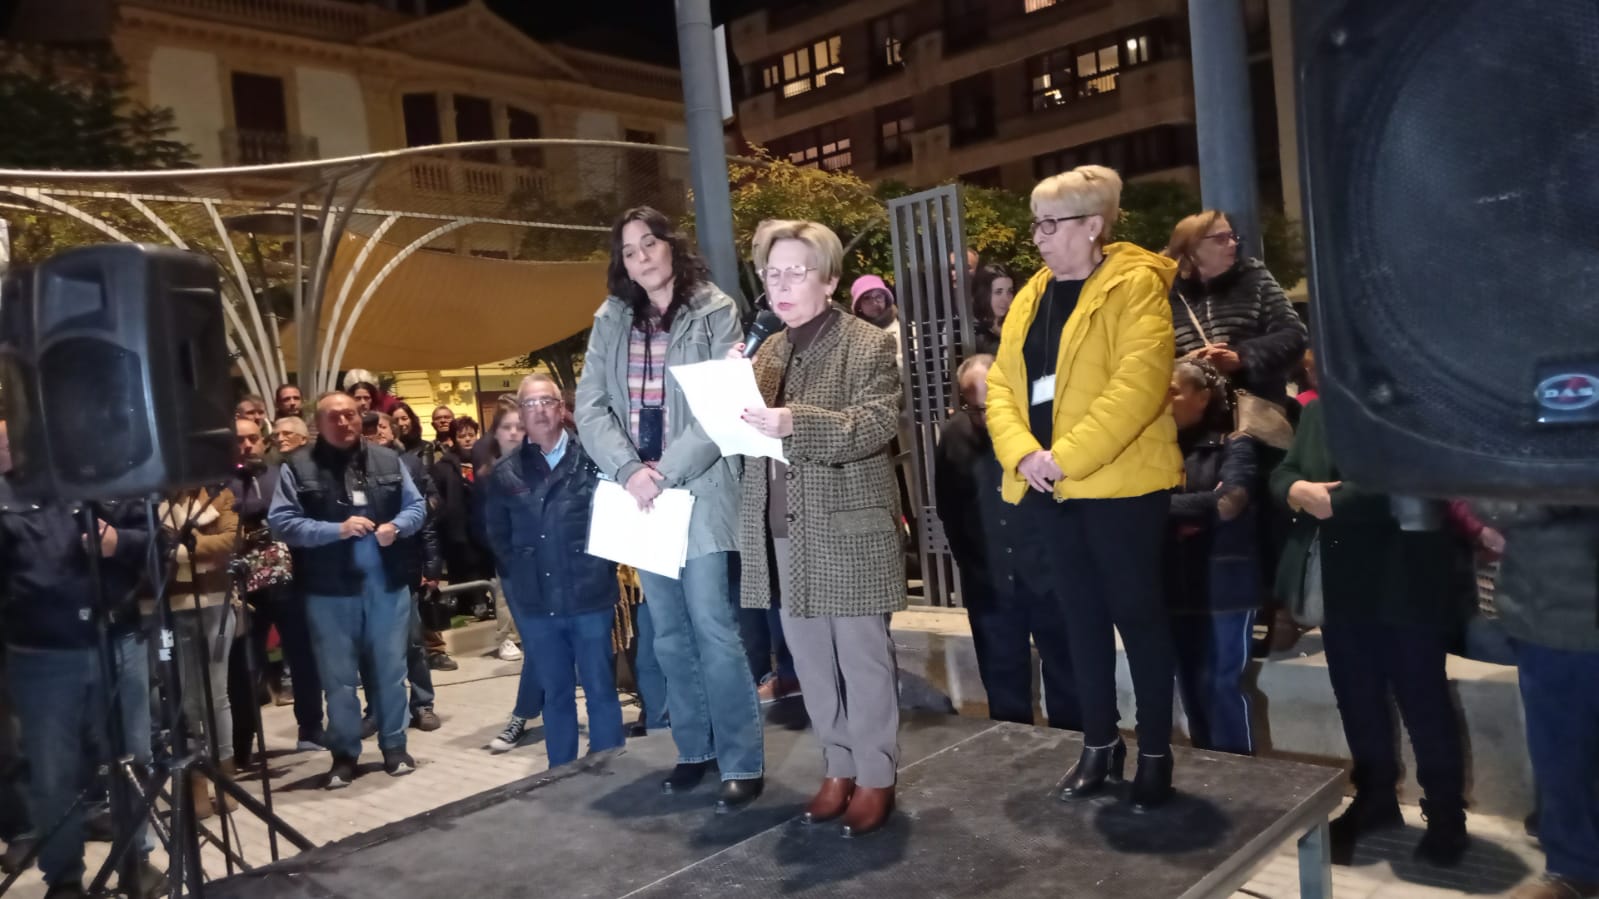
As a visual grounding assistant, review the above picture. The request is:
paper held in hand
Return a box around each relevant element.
[667,359,787,462]
[585,480,694,580]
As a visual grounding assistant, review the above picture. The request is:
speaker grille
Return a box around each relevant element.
[1302,0,1599,481]
[38,338,150,486]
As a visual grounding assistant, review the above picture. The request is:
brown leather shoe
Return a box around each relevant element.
[839,785,894,838]
[802,777,855,824]
[1511,874,1599,899]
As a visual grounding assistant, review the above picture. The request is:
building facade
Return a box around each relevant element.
[728,0,1289,203]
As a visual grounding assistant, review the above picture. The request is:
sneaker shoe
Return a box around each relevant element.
[1329,792,1404,864]
[325,756,357,790]
[361,716,378,740]
[487,716,529,753]
[297,727,327,752]
[427,652,459,671]
[382,749,416,777]
[497,639,523,661]
[43,879,86,899]
[755,673,801,704]
[412,707,442,732]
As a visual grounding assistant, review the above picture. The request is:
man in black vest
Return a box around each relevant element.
[269,392,426,789]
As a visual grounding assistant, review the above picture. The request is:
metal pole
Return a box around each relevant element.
[675,0,747,312]
[1188,0,1263,259]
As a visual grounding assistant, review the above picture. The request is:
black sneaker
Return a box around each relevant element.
[325,756,357,790]
[361,716,378,740]
[412,707,442,732]
[426,652,459,671]
[1329,793,1404,864]
[382,749,416,777]
[297,727,327,752]
[487,716,529,753]
[1414,801,1469,867]
[44,879,86,899]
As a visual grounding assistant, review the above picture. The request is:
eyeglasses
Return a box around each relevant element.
[762,266,816,288]
[1203,231,1242,246]
[1030,214,1088,236]
[519,397,561,409]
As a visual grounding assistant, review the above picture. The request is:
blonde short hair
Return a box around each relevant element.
[1031,164,1124,242]
[751,219,844,281]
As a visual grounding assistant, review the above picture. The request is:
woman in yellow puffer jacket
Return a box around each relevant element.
[986,164,1184,811]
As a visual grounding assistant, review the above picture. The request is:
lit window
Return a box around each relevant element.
[766,35,845,99]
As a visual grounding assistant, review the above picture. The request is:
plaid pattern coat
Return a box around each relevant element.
[738,309,907,618]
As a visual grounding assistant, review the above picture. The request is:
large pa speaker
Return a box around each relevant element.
[1294,0,1599,503]
[0,244,235,501]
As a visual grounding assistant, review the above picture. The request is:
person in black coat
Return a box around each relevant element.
[1166,360,1262,755]
[934,354,1080,730]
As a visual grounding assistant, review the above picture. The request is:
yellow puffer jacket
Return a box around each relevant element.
[986,241,1183,504]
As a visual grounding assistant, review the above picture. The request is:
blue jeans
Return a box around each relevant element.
[740,603,796,684]
[7,635,152,887]
[636,552,764,780]
[634,602,668,731]
[1516,641,1599,883]
[499,578,544,720]
[1171,609,1257,755]
[305,581,412,760]
[521,610,623,767]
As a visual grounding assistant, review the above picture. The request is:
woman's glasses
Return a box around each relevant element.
[1202,231,1242,246]
[1030,214,1089,236]
[762,266,817,288]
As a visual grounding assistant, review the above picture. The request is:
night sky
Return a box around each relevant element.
[491,0,775,65]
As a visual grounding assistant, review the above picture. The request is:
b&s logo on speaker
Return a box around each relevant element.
[1536,373,1599,412]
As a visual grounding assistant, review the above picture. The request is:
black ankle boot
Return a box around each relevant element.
[714,777,764,814]
[1129,753,1174,812]
[1055,741,1126,801]
[1414,799,1469,867]
[1328,792,1404,864]
[660,761,711,795]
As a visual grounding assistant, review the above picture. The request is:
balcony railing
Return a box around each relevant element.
[130,0,412,40]
[220,128,320,166]
[407,157,549,200]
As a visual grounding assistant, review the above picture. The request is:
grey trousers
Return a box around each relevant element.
[774,537,900,788]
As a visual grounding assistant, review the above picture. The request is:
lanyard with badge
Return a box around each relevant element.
[1031,282,1064,407]
[637,322,665,462]
[348,452,370,511]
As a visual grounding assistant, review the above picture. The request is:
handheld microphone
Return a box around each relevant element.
[742,309,786,359]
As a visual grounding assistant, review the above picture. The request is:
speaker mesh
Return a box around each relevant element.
[1304,0,1599,464]
[38,338,150,486]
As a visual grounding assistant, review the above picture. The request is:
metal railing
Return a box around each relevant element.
[219,129,320,166]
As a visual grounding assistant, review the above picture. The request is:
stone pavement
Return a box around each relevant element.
[0,621,1549,898]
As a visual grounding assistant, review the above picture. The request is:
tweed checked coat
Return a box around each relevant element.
[737,309,907,618]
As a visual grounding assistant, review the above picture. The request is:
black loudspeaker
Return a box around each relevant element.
[1294,0,1599,503]
[0,244,235,501]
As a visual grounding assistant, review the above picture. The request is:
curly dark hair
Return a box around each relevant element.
[607,206,711,332]
[969,263,1014,335]
[391,401,424,451]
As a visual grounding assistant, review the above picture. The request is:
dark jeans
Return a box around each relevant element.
[1321,619,1465,809]
[406,592,435,713]
[739,603,796,684]
[521,610,624,767]
[249,584,322,733]
[633,602,667,730]
[1172,609,1257,754]
[6,636,152,887]
[1515,641,1599,882]
[0,647,32,841]
[1044,492,1175,753]
[965,573,1081,730]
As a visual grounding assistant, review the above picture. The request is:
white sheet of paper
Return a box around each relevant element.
[586,480,695,580]
[668,359,788,462]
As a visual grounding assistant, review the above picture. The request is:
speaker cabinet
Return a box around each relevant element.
[1294,0,1599,502]
[0,244,235,501]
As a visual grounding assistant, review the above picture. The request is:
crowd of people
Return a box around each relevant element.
[0,162,1591,899]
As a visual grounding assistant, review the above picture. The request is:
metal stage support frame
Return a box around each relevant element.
[889,185,973,608]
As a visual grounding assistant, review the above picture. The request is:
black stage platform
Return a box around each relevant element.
[213,711,1342,899]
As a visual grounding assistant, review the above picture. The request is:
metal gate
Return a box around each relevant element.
[889,185,973,607]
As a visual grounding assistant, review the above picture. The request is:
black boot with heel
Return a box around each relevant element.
[1055,740,1127,802]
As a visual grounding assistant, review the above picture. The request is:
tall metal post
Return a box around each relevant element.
[675,0,746,310]
[1188,0,1263,259]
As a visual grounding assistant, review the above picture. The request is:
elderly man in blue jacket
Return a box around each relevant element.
[269,392,426,790]
[483,374,624,768]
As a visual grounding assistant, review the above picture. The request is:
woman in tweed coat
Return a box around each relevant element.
[734,220,905,838]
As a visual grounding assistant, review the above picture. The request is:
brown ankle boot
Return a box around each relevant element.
[213,759,238,814]
[839,785,894,838]
[801,777,854,824]
[188,771,214,821]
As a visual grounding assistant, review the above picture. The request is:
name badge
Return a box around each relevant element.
[1030,374,1056,406]
[350,489,369,507]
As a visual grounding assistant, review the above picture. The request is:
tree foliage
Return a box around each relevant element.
[0,45,195,171]
[512,329,589,395]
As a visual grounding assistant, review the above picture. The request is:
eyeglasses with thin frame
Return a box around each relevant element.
[519,397,562,409]
[1203,231,1242,246]
[762,266,817,288]
[1030,214,1088,236]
